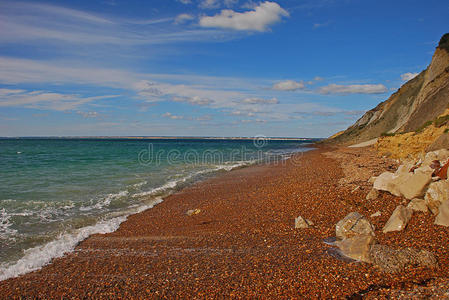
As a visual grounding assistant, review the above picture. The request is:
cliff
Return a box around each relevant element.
[328,33,449,145]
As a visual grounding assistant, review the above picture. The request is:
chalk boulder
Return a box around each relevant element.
[373,172,402,196]
[398,171,432,199]
[383,205,413,233]
[425,180,449,215]
[435,200,449,227]
[407,198,428,213]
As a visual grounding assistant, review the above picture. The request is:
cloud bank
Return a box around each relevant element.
[272,80,305,91]
[319,83,388,95]
[199,1,288,31]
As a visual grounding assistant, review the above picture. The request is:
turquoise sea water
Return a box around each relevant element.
[0,138,314,280]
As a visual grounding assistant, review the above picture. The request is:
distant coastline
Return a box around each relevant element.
[0,136,321,141]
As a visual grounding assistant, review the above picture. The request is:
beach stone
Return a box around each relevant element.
[396,163,414,175]
[398,171,432,199]
[414,165,434,177]
[295,216,312,229]
[369,244,437,273]
[435,200,449,227]
[335,235,376,263]
[186,209,201,216]
[335,212,375,240]
[423,149,449,166]
[425,180,449,215]
[366,188,379,200]
[370,211,382,218]
[373,172,402,197]
[382,205,413,233]
[407,198,428,213]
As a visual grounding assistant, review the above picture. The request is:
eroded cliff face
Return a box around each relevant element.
[329,33,449,145]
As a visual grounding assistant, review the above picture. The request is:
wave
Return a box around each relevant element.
[0,198,163,282]
[133,161,252,198]
[0,208,17,240]
[80,190,129,211]
[0,160,253,281]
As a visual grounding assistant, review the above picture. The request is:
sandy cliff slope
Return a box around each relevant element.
[328,33,449,146]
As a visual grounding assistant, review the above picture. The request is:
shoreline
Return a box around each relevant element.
[1,146,448,298]
[0,155,265,282]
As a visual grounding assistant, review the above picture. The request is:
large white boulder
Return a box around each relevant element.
[435,200,449,227]
[407,198,428,212]
[373,172,402,196]
[398,171,432,199]
[383,205,413,233]
[425,180,449,215]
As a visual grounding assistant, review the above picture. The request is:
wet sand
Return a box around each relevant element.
[1,147,449,298]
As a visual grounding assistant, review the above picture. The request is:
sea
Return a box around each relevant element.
[0,137,315,280]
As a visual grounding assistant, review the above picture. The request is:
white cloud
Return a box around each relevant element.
[0,88,26,96]
[318,83,388,95]
[173,95,213,105]
[162,112,185,120]
[400,72,419,81]
[77,111,99,118]
[199,1,289,31]
[272,80,305,91]
[314,76,324,81]
[174,13,195,24]
[178,0,192,4]
[241,97,278,104]
[0,89,118,111]
[0,1,229,47]
[195,115,213,121]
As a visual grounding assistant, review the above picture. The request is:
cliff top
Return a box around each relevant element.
[438,33,449,53]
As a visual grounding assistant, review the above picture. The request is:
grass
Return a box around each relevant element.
[434,115,449,127]
[444,128,449,134]
[381,132,396,137]
[416,120,433,133]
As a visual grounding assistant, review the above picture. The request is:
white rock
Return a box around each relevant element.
[186,209,201,216]
[396,163,413,175]
[407,198,428,213]
[383,205,413,233]
[370,211,382,218]
[398,171,432,199]
[373,172,402,196]
[295,216,312,229]
[366,188,379,200]
[425,180,449,215]
[435,200,449,227]
[414,165,434,177]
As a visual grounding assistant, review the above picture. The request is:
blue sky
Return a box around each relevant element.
[0,0,448,137]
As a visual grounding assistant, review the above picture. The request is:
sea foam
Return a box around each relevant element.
[0,198,163,281]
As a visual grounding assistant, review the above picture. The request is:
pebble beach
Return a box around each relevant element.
[1,146,449,298]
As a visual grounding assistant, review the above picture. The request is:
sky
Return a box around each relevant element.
[0,0,448,138]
